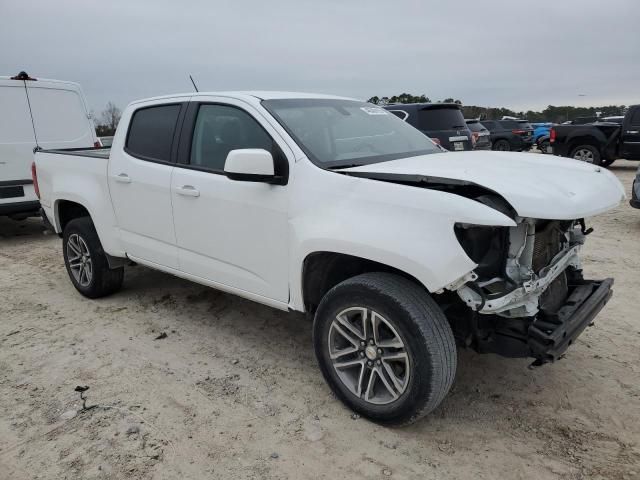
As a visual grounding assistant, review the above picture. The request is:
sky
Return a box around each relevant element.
[1,0,639,116]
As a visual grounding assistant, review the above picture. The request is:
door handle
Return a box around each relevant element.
[114,173,131,184]
[175,185,200,197]
[626,130,639,134]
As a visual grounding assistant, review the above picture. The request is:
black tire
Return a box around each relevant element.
[493,139,511,151]
[538,139,550,154]
[62,217,124,298]
[600,157,616,168]
[570,144,602,165]
[313,272,456,426]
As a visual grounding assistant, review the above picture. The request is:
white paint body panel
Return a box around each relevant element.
[0,76,96,208]
[35,92,625,313]
[224,149,275,176]
[342,151,626,220]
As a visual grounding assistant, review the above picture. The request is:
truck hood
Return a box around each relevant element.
[339,151,626,220]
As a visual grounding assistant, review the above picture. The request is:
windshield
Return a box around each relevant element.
[262,99,440,168]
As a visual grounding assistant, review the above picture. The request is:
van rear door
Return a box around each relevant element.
[0,81,37,182]
[26,82,97,150]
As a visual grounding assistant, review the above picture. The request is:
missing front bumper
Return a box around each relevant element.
[528,278,613,363]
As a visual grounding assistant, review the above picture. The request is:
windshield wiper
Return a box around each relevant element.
[327,164,360,170]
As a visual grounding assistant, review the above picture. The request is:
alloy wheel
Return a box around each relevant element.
[67,233,93,287]
[573,148,594,163]
[328,307,410,405]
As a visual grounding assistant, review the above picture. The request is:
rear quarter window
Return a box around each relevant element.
[126,104,181,162]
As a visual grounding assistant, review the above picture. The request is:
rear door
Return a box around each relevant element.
[26,82,97,150]
[0,82,36,205]
[621,108,640,159]
[108,101,186,269]
[418,107,472,151]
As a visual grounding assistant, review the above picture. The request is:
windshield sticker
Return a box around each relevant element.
[360,106,388,115]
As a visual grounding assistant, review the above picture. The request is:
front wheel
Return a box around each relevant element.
[313,273,457,426]
[62,217,124,298]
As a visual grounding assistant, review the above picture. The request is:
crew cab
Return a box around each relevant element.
[34,92,625,425]
[551,105,640,167]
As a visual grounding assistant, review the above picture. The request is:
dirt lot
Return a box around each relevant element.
[0,161,639,480]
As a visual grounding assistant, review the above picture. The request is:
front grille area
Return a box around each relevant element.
[532,222,565,273]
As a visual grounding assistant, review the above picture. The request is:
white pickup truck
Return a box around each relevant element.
[34,92,625,425]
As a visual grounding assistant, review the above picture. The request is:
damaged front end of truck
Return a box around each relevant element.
[340,154,624,365]
[449,217,613,364]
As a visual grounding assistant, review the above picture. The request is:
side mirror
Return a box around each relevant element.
[224,149,280,183]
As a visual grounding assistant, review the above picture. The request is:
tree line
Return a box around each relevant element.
[94,101,121,136]
[367,93,627,123]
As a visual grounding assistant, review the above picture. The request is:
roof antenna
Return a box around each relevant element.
[189,75,199,92]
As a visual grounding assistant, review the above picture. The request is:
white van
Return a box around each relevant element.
[0,71,98,218]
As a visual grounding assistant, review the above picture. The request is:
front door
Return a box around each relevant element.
[108,102,185,269]
[171,100,290,302]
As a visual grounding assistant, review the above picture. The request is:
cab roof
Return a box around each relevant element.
[130,91,358,106]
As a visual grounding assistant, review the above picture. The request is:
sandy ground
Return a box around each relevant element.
[0,160,639,480]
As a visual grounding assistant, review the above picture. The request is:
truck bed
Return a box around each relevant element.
[38,146,111,159]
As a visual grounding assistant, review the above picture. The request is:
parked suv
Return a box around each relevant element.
[481,119,534,151]
[465,119,491,150]
[383,103,473,151]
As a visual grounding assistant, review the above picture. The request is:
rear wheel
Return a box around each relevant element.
[570,144,601,165]
[493,139,511,151]
[313,273,457,426]
[62,217,124,298]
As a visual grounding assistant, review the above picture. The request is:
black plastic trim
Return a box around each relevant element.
[0,200,40,216]
[0,179,33,187]
[528,278,614,362]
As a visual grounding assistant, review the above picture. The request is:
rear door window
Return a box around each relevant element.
[27,87,92,146]
[630,109,640,126]
[418,108,466,131]
[126,104,181,162]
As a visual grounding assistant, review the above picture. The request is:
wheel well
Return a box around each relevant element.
[56,200,90,234]
[567,137,602,155]
[302,252,425,314]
